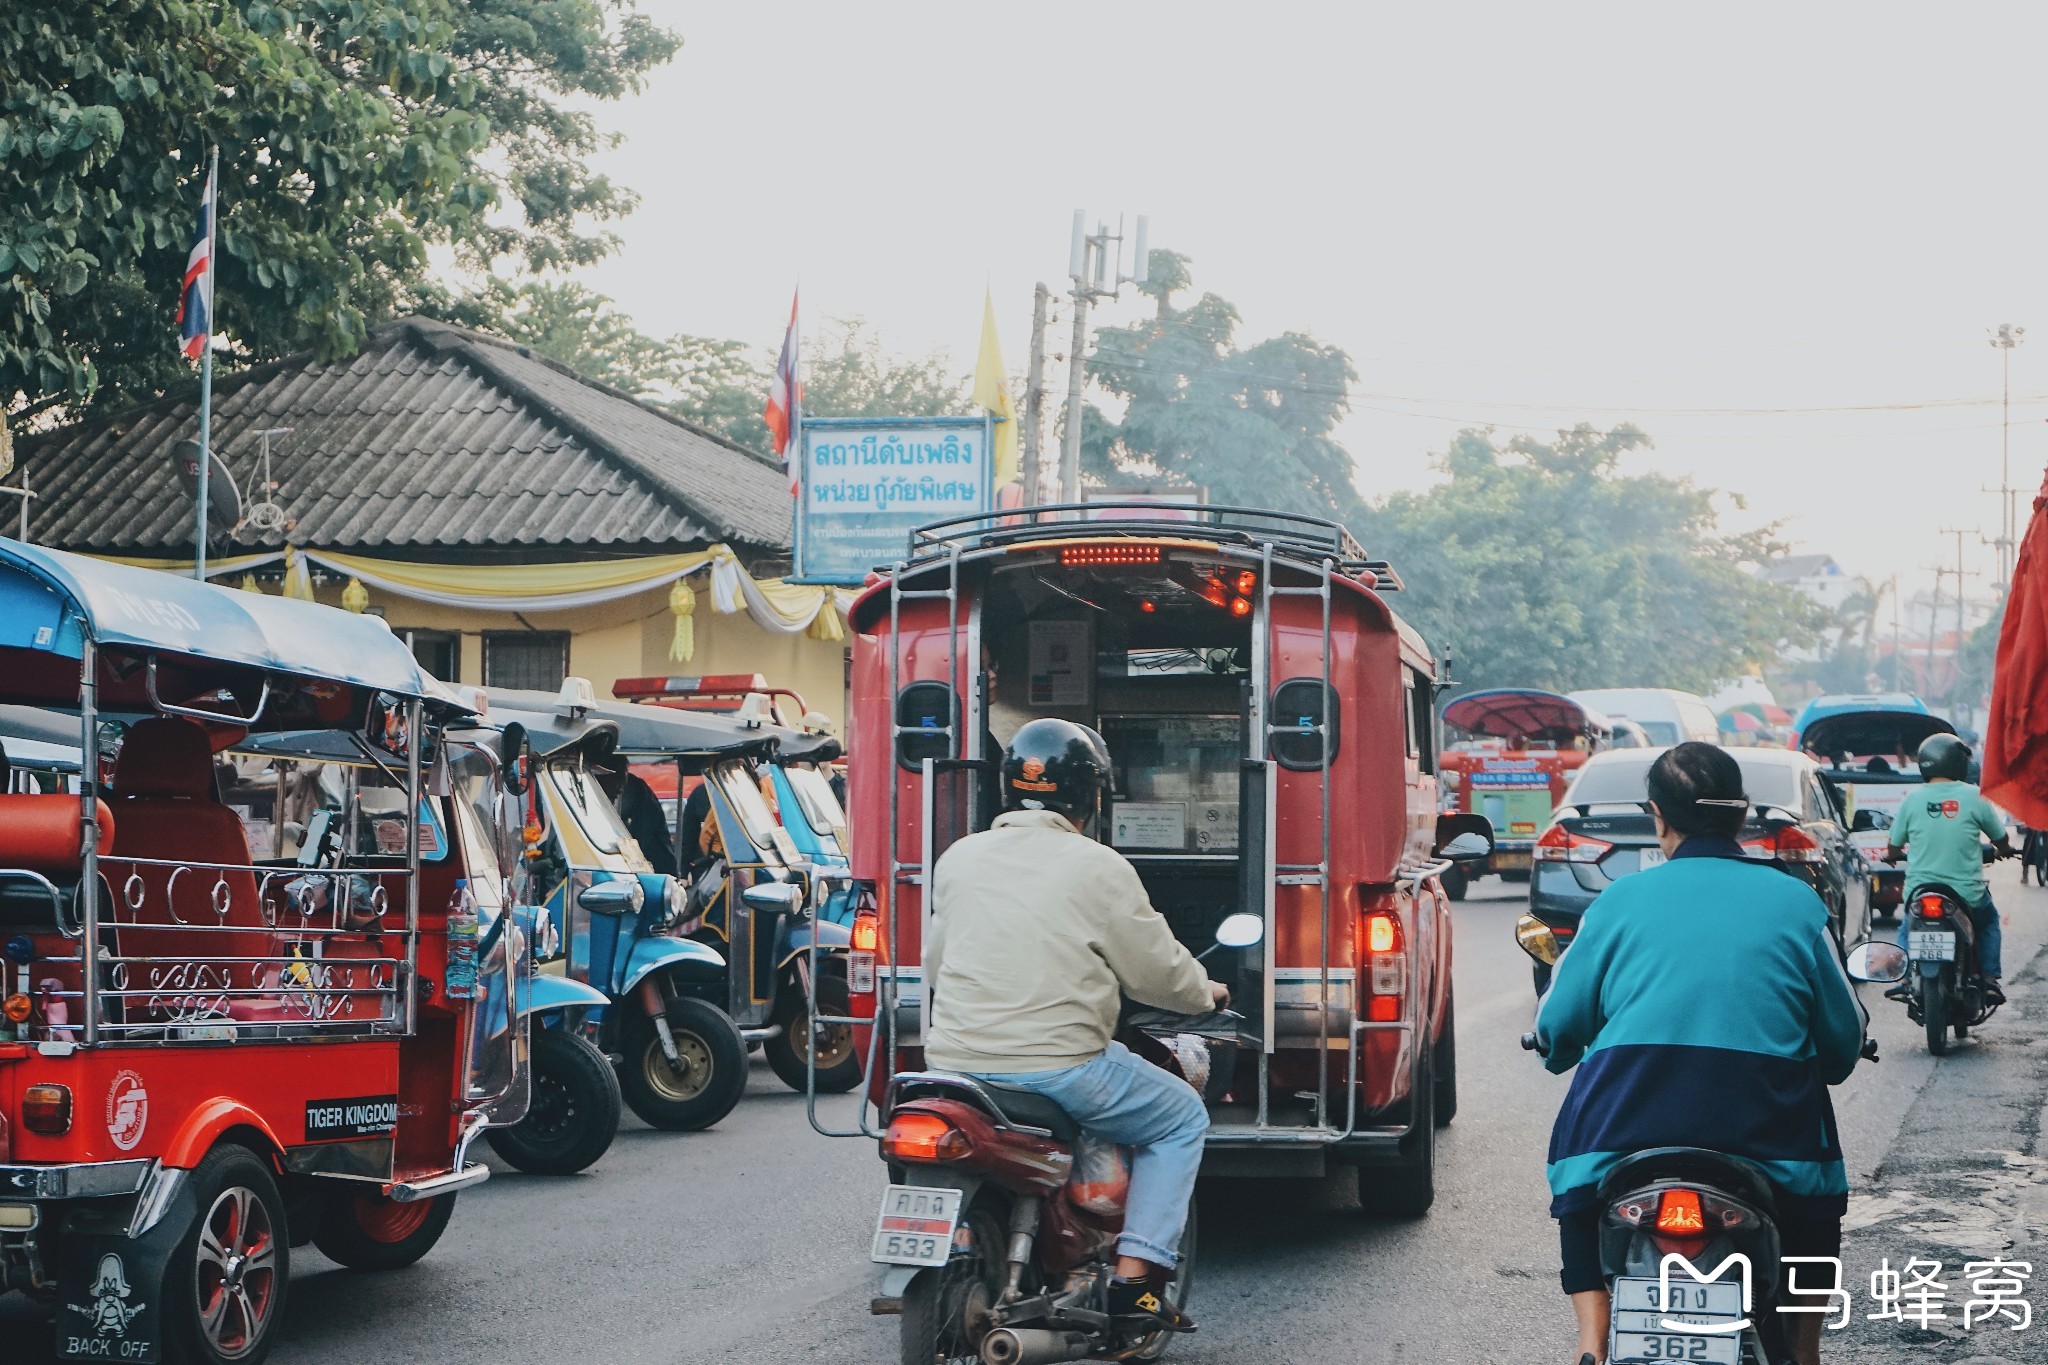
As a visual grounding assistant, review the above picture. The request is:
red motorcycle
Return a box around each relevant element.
[871,914,1262,1365]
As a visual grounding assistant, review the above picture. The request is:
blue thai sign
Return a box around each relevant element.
[794,416,994,584]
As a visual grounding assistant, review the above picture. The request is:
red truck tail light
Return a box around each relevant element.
[1742,825,1824,863]
[1060,544,1161,567]
[1534,826,1612,864]
[849,907,881,996]
[883,1112,971,1163]
[1365,911,1405,1019]
[22,1084,71,1136]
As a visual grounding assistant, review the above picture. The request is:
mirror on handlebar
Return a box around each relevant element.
[1845,940,1909,983]
[742,880,804,913]
[1214,912,1263,949]
[1515,913,1564,966]
[578,879,643,917]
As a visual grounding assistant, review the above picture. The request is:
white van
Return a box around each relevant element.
[1567,688,1721,747]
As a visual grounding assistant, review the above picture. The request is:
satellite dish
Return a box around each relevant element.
[172,438,243,529]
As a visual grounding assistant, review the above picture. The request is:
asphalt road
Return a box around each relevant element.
[9,871,2047,1364]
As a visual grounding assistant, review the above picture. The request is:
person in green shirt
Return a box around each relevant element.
[1885,734,2014,1002]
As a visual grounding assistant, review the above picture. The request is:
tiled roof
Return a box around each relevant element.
[17,317,793,559]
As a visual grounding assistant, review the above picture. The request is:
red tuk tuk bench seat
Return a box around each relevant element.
[0,794,115,932]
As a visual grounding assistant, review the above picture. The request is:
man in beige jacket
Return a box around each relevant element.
[926,718,1224,1331]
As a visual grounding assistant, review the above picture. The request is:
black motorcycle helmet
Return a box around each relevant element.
[1916,732,1972,782]
[1001,718,1112,825]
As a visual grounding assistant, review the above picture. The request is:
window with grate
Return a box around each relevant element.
[482,632,570,692]
[404,630,460,683]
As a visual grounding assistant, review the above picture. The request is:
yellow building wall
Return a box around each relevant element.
[292,578,850,729]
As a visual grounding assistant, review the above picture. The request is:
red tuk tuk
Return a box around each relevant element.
[0,541,532,1364]
[1436,688,1611,899]
[833,503,1489,1208]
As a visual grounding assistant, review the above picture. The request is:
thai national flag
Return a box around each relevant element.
[763,290,800,495]
[174,162,216,361]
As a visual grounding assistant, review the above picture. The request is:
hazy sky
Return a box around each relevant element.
[576,3,2048,600]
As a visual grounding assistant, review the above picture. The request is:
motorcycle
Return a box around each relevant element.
[1517,917,1880,1365]
[870,913,1264,1365]
[1863,842,2006,1056]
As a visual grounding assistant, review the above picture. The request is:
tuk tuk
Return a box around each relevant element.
[0,539,534,1364]
[1436,688,1611,899]
[614,675,857,926]
[831,502,1490,1211]
[1793,694,1958,915]
[488,682,857,1127]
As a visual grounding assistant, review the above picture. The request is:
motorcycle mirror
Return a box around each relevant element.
[578,879,643,917]
[1845,940,1909,984]
[1515,913,1564,966]
[1439,831,1491,861]
[742,881,804,913]
[1213,913,1264,950]
[499,722,531,798]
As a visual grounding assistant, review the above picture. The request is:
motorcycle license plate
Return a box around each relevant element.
[1611,1278,1744,1364]
[871,1185,961,1267]
[1908,931,1956,962]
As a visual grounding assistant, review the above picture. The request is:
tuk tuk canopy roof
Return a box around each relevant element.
[0,538,453,704]
[484,689,841,764]
[1442,688,1602,742]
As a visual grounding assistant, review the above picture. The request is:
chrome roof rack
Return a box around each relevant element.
[907,501,1399,588]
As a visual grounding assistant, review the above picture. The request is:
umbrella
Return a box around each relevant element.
[1982,468,2048,826]
[1719,709,1764,734]
[1728,700,1793,726]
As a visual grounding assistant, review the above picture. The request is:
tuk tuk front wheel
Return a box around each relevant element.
[766,972,861,1094]
[165,1144,289,1365]
[619,995,746,1130]
[485,1027,621,1175]
[311,1188,456,1271]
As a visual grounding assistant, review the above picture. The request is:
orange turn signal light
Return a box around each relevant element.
[1234,570,1258,597]
[0,994,29,1024]
[1229,596,1252,617]
[1366,914,1399,954]
[22,1084,72,1136]
[851,912,880,954]
[1656,1188,1706,1235]
[882,1112,971,1163]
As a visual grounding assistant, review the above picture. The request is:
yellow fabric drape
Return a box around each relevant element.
[974,289,1019,489]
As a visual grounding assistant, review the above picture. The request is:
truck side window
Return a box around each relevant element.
[1270,678,1339,771]
[1406,673,1435,773]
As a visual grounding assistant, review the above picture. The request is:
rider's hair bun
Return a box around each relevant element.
[1646,741,1749,839]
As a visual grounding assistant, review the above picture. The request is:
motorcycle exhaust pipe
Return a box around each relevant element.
[978,1327,1094,1365]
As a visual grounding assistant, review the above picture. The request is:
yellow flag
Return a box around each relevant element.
[973,290,1019,488]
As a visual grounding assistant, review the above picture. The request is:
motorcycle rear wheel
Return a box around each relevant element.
[1924,973,1951,1057]
[899,1204,1004,1365]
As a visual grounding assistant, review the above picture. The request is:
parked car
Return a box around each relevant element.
[1525,746,1867,992]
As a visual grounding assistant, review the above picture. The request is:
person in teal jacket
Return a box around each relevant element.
[1536,742,1866,1365]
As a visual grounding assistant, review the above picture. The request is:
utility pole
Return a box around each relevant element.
[1058,211,1149,504]
[1937,526,1982,719]
[1988,323,2026,588]
[1021,283,1050,506]
[1920,563,1947,699]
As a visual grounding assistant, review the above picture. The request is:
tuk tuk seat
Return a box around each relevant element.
[104,719,272,1016]
[0,793,114,932]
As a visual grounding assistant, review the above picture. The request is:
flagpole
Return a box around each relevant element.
[193,143,218,581]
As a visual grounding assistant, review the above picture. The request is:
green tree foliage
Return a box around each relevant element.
[1,0,677,411]
[800,317,972,423]
[1363,425,1828,694]
[1082,249,1362,521]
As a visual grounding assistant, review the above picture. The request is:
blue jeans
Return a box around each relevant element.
[1898,890,2003,978]
[970,1041,1208,1266]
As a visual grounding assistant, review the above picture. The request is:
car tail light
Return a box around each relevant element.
[1917,895,1948,920]
[882,1112,971,1163]
[1742,825,1825,863]
[1534,825,1613,864]
[851,909,880,954]
[22,1084,71,1136]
